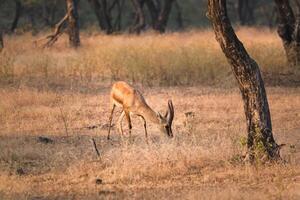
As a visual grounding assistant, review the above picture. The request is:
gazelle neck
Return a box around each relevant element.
[139,104,160,125]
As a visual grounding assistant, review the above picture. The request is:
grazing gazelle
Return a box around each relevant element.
[107,81,174,140]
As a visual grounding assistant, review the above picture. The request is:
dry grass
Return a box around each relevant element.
[0,86,300,199]
[0,29,300,199]
[0,28,299,89]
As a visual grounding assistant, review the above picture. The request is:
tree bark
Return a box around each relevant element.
[0,31,3,52]
[274,0,300,66]
[11,0,22,32]
[66,0,80,47]
[207,0,281,162]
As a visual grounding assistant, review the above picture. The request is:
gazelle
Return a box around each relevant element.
[107,81,174,140]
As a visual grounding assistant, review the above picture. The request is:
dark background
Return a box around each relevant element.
[0,0,279,33]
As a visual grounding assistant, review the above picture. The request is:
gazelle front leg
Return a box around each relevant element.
[138,115,148,142]
[107,104,116,140]
[117,111,125,136]
[124,110,132,137]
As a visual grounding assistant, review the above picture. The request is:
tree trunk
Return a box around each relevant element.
[99,0,113,34]
[88,0,106,31]
[207,0,281,162]
[274,0,300,66]
[154,0,175,33]
[130,0,146,34]
[11,0,22,32]
[113,0,125,31]
[0,31,3,52]
[66,0,80,47]
[145,0,159,28]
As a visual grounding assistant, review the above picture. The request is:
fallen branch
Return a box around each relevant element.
[91,138,100,157]
[59,106,69,136]
[43,13,69,48]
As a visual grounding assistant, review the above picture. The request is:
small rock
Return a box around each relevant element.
[87,125,98,130]
[95,178,103,184]
[185,111,195,117]
[38,136,54,144]
[16,168,25,175]
[99,190,116,196]
[102,123,115,129]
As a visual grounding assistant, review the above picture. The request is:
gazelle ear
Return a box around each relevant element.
[164,109,169,118]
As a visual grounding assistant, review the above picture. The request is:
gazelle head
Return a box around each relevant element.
[157,100,174,138]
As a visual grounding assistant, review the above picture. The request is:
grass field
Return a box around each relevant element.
[0,29,300,199]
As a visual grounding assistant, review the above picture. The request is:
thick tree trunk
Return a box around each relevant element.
[11,0,22,32]
[0,31,3,52]
[207,0,281,162]
[66,0,80,47]
[274,0,300,66]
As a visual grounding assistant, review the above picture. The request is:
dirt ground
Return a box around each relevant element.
[0,85,299,199]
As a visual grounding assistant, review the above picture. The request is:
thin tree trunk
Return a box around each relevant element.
[274,0,300,66]
[11,0,22,32]
[154,0,175,33]
[66,0,80,47]
[114,0,125,31]
[88,0,106,30]
[130,0,146,34]
[207,0,281,162]
[99,0,113,34]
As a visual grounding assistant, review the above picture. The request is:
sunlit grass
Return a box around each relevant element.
[0,28,289,88]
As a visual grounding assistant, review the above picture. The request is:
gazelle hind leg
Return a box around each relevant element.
[125,110,132,137]
[138,115,148,143]
[117,111,125,136]
[107,104,116,140]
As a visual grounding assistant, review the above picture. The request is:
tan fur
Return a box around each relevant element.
[107,81,174,141]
